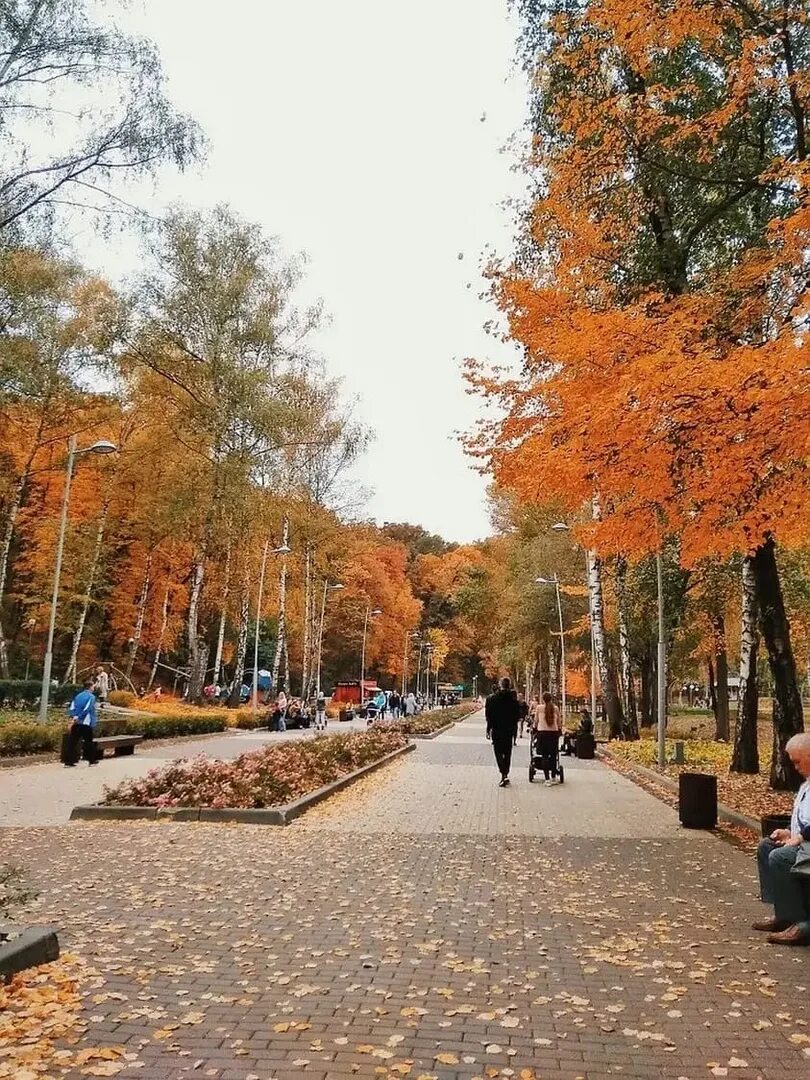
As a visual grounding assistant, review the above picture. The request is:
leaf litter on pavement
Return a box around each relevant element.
[2,795,810,1078]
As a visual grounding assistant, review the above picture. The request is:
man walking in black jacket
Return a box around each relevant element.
[486,677,520,786]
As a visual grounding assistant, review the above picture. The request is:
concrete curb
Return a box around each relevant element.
[410,722,456,740]
[598,748,761,833]
[0,926,59,980]
[70,743,415,826]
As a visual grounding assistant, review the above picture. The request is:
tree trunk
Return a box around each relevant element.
[640,646,653,727]
[147,585,171,690]
[707,656,717,719]
[711,612,730,741]
[227,566,250,708]
[731,556,759,774]
[272,516,290,692]
[0,470,28,677]
[615,557,639,739]
[63,501,110,684]
[301,542,312,698]
[751,537,804,790]
[212,545,231,685]
[186,555,206,703]
[125,555,152,679]
[586,546,625,738]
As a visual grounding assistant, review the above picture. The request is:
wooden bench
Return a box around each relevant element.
[92,734,144,758]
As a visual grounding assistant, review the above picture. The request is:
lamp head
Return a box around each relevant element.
[551,521,569,532]
[329,582,344,591]
[535,576,552,585]
[272,544,291,555]
[370,608,382,616]
[87,440,117,455]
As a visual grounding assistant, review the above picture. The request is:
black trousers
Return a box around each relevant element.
[65,722,96,764]
[492,734,513,778]
[536,731,559,779]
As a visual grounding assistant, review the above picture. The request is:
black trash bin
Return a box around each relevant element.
[575,733,596,760]
[761,812,792,838]
[679,771,717,829]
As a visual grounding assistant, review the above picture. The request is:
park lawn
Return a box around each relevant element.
[608,735,795,822]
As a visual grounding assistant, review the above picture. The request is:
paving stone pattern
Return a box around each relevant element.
[1,711,809,1080]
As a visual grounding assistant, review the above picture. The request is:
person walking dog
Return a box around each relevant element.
[485,677,520,787]
[63,677,99,766]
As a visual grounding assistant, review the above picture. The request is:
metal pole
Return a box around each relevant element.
[252,539,269,719]
[554,575,567,720]
[316,580,328,698]
[585,552,597,722]
[361,605,370,704]
[402,632,408,697]
[590,629,597,722]
[656,548,667,767]
[39,436,75,722]
[25,622,35,681]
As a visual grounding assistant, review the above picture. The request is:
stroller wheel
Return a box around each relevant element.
[529,765,535,782]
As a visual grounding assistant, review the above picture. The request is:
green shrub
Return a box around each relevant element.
[0,720,62,755]
[107,690,137,708]
[0,712,228,757]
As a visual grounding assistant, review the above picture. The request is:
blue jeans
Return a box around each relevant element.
[757,839,810,933]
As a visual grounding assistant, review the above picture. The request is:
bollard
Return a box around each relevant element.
[672,740,685,765]
[575,733,596,760]
[679,771,717,829]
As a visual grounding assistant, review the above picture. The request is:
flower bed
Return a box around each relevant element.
[606,739,794,822]
[102,728,409,809]
[382,701,478,736]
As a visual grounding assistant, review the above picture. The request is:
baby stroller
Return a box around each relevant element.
[529,729,564,784]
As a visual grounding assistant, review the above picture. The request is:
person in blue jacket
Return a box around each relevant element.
[64,677,99,766]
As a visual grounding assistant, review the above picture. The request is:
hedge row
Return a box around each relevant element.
[0,712,231,757]
[0,679,81,708]
[382,701,478,735]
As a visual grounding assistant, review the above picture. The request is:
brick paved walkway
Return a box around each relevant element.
[1,710,808,1080]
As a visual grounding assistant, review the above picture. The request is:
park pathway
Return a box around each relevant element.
[1,710,808,1080]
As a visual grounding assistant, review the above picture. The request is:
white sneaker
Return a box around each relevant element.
[544,779,552,787]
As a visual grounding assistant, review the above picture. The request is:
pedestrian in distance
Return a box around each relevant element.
[389,690,401,718]
[533,691,562,785]
[405,692,417,716]
[517,692,529,741]
[315,691,327,731]
[63,677,99,767]
[485,677,520,787]
[94,664,109,709]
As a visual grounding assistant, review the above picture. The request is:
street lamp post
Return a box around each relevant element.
[535,576,567,719]
[316,581,344,698]
[252,540,291,718]
[24,617,36,681]
[39,437,117,721]
[424,644,434,707]
[656,547,666,767]
[360,605,382,703]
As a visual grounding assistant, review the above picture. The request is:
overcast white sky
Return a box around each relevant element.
[78,0,528,543]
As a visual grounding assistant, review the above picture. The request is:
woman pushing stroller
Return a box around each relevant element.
[530,692,563,786]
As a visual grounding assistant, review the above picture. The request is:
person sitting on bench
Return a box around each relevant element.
[754,733,810,946]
